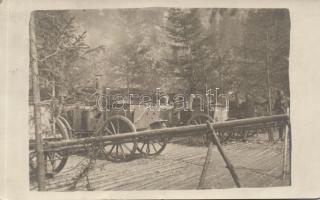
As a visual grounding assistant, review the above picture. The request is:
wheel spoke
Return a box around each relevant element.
[115,145,119,158]
[108,145,116,155]
[48,153,56,171]
[110,121,117,134]
[104,127,113,135]
[44,154,49,172]
[156,142,164,147]
[141,142,146,151]
[116,119,120,134]
[99,146,107,155]
[122,143,131,152]
[100,116,136,161]
[151,143,157,152]
[146,142,150,154]
[119,144,126,160]
[55,152,64,159]
[30,118,70,175]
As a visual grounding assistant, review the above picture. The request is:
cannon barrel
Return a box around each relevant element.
[31,114,289,151]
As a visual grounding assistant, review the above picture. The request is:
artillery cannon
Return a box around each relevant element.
[31,87,285,176]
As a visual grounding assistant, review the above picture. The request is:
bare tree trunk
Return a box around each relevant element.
[30,12,46,191]
[266,66,272,114]
[266,31,272,115]
[126,65,130,96]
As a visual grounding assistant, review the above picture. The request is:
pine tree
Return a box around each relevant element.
[32,10,90,99]
[241,9,290,114]
[106,9,168,91]
[165,8,210,94]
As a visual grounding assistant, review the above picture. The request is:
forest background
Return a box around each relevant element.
[29,8,290,115]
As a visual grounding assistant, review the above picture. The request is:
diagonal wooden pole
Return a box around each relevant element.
[207,121,241,188]
[198,127,214,189]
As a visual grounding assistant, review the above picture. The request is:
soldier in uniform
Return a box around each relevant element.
[227,91,240,120]
[239,93,256,119]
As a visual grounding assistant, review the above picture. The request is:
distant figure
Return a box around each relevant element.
[239,93,256,119]
[273,90,289,115]
[273,90,289,140]
[227,91,240,120]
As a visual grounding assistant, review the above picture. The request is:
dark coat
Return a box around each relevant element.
[239,99,255,118]
[273,96,289,114]
[228,100,240,119]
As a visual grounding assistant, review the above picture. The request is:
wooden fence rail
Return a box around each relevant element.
[34,114,289,151]
[31,114,290,191]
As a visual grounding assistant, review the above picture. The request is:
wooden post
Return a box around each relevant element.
[288,120,292,185]
[283,120,291,182]
[207,121,241,188]
[52,80,56,136]
[95,74,102,95]
[198,123,214,189]
[282,121,288,180]
[268,127,274,142]
[30,12,46,191]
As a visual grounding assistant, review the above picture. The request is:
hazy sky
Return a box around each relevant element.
[70,8,168,50]
[71,9,120,48]
[70,8,212,49]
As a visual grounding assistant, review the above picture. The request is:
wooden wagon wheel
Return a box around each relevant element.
[98,115,137,162]
[29,117,70,175]
[187,113,214,125]
[187,113,214,145]
[137,121,167,156]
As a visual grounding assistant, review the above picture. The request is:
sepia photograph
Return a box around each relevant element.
[27,8,292,191]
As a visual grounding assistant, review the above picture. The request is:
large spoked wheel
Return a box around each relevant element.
[187,113,214,145]
[137,121,167,156]
[29,117,70,175]
[98,115,137,162]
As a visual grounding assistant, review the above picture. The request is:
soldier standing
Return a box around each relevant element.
[239,93,256,119]
[227,91,240,120]
[273,89,289,141]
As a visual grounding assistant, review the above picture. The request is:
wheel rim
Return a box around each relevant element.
[137,139,166,156]
[99,115,136,162]
[137,121,167,156]
[29,117,69,175]
[187,114,214,125]
[187,113,214,145]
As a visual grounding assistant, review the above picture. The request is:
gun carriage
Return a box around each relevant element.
[29,87,288,176]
